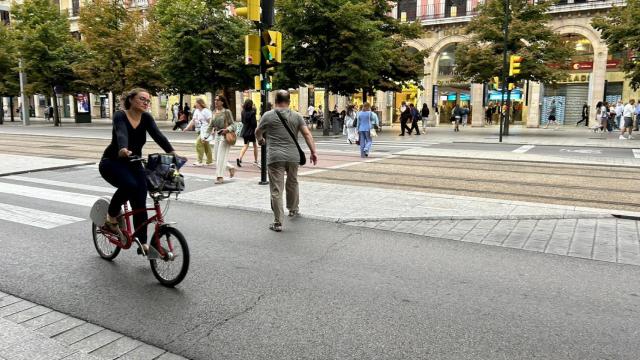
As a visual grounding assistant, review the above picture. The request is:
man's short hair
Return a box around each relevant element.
[275,90,290,105]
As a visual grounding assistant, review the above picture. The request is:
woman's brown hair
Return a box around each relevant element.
[123,88,149,110]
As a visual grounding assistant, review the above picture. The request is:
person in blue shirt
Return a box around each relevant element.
[635,102,640,131]
[356,102,378,158]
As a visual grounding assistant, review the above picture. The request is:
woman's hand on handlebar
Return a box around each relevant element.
[118,148,132,158]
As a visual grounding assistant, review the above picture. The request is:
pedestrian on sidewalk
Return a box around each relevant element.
[399,101,411,136]
[172,102,179,122]
[343,105,358,144]
[452,103,462,132]
[408,103,421,135]
[173,109,188,131]
[576,102,588,127]
[255,90,318,232]
[421,103,430,133]
[614,100,624,130]
[46,105,54,121]
[484,103,493,125]
[620,99,635,140]
[544,99,559,129]
[205,95,236,184]
[357,102,377,157]
[635,101,640,132]
[237,99,259,168]
[185,98,214,166]
[593,101,607,133]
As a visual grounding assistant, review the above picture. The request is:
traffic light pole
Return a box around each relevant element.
[499,0,510,143]
[258,24,269,185]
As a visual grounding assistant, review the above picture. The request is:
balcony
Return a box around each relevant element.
[418,0,624,26]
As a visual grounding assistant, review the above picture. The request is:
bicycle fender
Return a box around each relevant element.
[90,196,111,226]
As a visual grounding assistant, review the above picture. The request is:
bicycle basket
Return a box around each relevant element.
[145,153,186,193]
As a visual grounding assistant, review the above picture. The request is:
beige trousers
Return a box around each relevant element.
[214,135,233,178]
[267,162,299,224]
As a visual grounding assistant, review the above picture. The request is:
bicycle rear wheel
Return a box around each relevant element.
[92,223,121,260]
[149,226,190,287]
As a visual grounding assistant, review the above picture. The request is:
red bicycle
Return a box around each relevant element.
[91,155,190,287]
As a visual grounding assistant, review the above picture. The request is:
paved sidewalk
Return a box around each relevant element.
[0,291,187,360]
[0,154,93,176]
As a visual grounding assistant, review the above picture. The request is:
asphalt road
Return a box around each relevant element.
[1,168,640,359]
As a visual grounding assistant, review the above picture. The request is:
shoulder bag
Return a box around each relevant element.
[223,109,237,145]
[275,111,307,166]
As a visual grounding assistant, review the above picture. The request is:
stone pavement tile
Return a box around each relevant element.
[37,317,85,338]
[70,329,122,353]
[474,219,499,230]
[20,311,68,330]
[61,352,101,360]
[88,336,142,360]
[53,323,103,346]
[501,220,537,249]
[523,239,549,252]
[390,220,421,233]
[413,220,440,236]
[374,221,400,231]
[482,220,518,245]
[0,319,38,350]
[0,300,37,318]
[428,220,459,238]
[0,336,75,360]
[0,296,23,310]
[451,220,480,231]
[544,219,577,255]
[117,344,167,360]
[593,245,617,262]
[4,306,51,324]
[618,252,640,266]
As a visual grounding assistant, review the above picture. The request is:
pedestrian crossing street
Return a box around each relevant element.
[0,174,112,229]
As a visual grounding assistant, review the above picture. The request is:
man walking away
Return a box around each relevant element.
[453,103,462,132]
[256,90,318,232]
[46,105,54,121]
[421,103,430,133]
[614,100,624,130]
[620,99,635,140]
[577,102,588,126]
[544,99,559,129]
[408,103,421,135]
[635,101,640,132]
[399,101,411,136]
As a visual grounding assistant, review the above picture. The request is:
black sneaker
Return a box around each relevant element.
[236,158,242,167]
[269,223,283,232]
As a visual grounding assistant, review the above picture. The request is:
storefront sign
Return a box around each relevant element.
[570,60,622,70]
[558,73,590,84]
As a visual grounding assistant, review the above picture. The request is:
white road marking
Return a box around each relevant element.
[0,203,84,229]
[560,148,603,154]
[512,145,535,153]
[5,176,112,193]
[0,182,99,207]
[633,149,640,159]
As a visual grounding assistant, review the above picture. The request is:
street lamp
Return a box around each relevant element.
[18,58,29,126]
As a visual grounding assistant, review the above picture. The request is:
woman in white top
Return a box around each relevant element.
[343,105,358,144]
[184,98,213,166]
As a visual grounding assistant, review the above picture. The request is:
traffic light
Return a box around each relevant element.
[509,55,523,76]
[235,0,260,22]
[245,35,260,65]
[262,30,282,64]
[262,75,273,91]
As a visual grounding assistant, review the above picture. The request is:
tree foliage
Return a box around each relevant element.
[0,24,19,97]
[152,0,253,96]
[592,0,640,90]
[454,0,573,84]
[77,0,164,98]
[11,0,84,125]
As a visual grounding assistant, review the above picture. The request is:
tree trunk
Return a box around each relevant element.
[9,96,14,122]
[179,93,183,111]
[362,90,368,104]
[323,89,330,136]
[223,88,236,119]
[52,88,61,127]
[0,96,4,125]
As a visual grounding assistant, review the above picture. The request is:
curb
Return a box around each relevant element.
[0,162,96,177]
[0,291,189,360]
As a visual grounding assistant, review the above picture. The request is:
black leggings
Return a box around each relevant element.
[99,159,149,243]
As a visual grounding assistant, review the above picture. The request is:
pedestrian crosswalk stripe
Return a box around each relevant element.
[0,203,84,229]
[512,145,535,153]
[5,176,113,193]
[633,149,640,159]
[0,182,99,207]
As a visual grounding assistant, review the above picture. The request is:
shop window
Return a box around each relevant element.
[398,0,417,21]
[438,44,458,77]
[0,10,9,25]
[72,0,80,16]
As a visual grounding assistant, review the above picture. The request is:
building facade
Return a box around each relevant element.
[394,0,631,127]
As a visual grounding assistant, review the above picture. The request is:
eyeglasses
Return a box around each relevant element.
[138,97,151,105]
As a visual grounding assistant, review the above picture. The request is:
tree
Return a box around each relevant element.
[0,24,20,124]
[11,0,83,126]
[276,0,393,134]
[592,0,640,90]
[153,0,254,112]
[77,0,164,109]
[454,0,573,85]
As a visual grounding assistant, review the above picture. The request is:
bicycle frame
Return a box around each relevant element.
[100,197,174,258]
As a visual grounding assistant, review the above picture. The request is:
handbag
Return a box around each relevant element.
[370,128,377,137]
[225,131,237,145]
[145,153,186,193]
[275,110,307,166]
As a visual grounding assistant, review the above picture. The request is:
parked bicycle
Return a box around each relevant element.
[90,154,190,287]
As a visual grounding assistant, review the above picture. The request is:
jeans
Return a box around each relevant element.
[615,115,622,129]
[99,158,149,243]
[359,130,372,157]
[195,133,213,164]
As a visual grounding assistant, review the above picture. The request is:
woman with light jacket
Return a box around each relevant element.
[205,95,236,184]
[183,98,213,166]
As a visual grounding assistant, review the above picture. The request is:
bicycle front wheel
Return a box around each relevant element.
[149,226,190,287]
[92,223,121,261]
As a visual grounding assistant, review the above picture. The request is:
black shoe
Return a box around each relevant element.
[399,133,405,136]
[236,158,242,167]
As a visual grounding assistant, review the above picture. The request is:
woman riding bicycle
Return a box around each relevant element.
[99,88,178,254]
